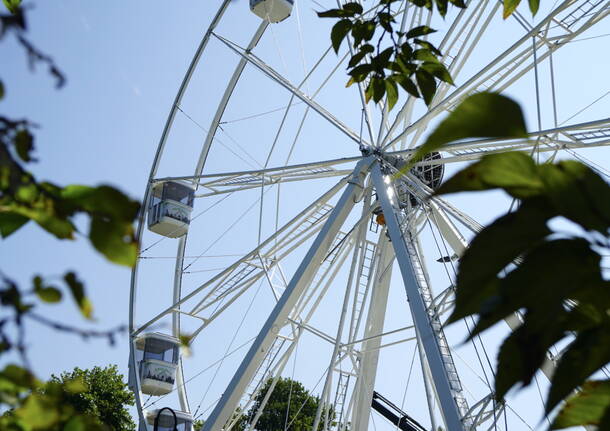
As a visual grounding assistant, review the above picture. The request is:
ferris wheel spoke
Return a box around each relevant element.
[153,160,358,197]
[193,22,269,182]
[409,175,570,393]
[212,32,370,147]
[384,0,501,149]
[311,181,379,430]
[373,162,477,430]
[200,157,372,431]
[133,174,353,338]
[411,206,507,430]
[350,233,396,431]
[155,156,360,185]
[438,118,610,164]
[383,117,610,169]
[220,222,362,430]
[383,0,610,150]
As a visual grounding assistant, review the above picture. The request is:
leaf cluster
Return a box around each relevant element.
[208,378,334,431]
[1,3,65,88]
[438,151,610,429]
[0,364,134,431]
[1,3,140,430]
[248,377,333,431]
[1,272,92,355]
[318,0,462,109]
[0,120,140,266]
[319,0,541,111]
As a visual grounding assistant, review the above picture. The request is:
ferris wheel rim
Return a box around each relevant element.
[129,1,610,430]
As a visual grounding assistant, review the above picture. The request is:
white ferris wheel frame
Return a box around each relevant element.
[128,1,610,430]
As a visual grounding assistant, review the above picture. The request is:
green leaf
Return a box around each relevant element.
[64,416,89,431]
[0,364,39,390]
[410,0,433,9]
[503,0,521,19]
[64,376,88,394]
[407,93,527,172]
[351,19,376,47]
[371,76,386,103]
[406,25,436,39]
[471,237,605,362]
[7,200,76,239]
[378,12,394,32]
[393,74,420,98]
[384,78,399,110]
[436,152,544,198]
[0,367,37,407]
[331,19,352,53]
[400,42,413,58]
[317,8,349,18]
[365,79,374,103]
[348,52,366,69]
[348,63,374,85]
[421,61,453,85]
[552,380,610,429]
[434,0,448,16]
[372,47,394,71]
[14,129,34,162]
[63,272,93,319]
[448,197,553,323]
[35,285,62,303]
[342,2,363,15]
[414,40,442,57]
[61,184,140,220]
[179,333,194,357]
[548,325,610,413]
[413,48,439,62]
[494,308,565,401]
[0,212,29,237]
[2,0,21,14]
[15,394,59,428]
[415,69,436,105]
[528,0,539,15]
[539,161,610,234]
[89,216,138,267]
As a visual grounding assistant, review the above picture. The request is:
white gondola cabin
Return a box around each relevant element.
[141,408,193,431]
[134,333,180,396]
[148,181,194,238]
[250,0,294,23]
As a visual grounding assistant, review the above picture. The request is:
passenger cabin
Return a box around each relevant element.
[141,408,193,431]
[148,181,194,238]
[134,333,180,396]
[250,0,294,23]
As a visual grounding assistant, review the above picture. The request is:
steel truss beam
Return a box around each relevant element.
[383,0,610,150]
[384,117,610,167]
[133,173,353,337]
[228,232,357,430]
[201,156,373,431]
[372,162,469,431]
[212,32,370,147]
[351,234,396,431]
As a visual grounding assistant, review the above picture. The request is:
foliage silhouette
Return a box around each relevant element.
[1,1,139,429]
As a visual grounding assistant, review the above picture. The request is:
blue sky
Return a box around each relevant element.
[2,1,610,429]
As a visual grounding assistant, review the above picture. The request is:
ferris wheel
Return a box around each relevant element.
[127,1,610,430]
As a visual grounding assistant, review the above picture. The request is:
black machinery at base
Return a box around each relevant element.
[371,391,428,431]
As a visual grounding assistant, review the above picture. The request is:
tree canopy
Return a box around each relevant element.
[1,364,135,430]
[1,1,139,429]
[47,365,136,431]
[194,377,330,431]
